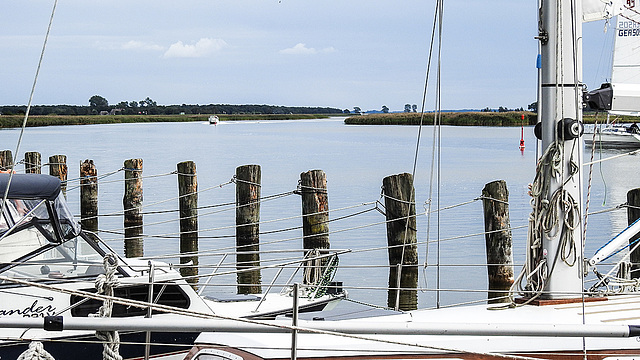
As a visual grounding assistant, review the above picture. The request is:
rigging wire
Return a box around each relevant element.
[421,0,443,300]
[597,131,609,206]
[434,0,444,309]
[590,12,614,87]
[1,0,58,215]
[567,2,589,356]
[584,122,598,257]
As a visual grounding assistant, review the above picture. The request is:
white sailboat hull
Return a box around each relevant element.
[186,295,640,359]
[585,131,640,146]
[584,124,640,147]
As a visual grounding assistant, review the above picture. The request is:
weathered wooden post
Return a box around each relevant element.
[0,150,13,171]
[300,170,330,285]
[123,159,143,258]
[382,173,418,311]
[80,160,98,232]
[235,164,262,294]
[49,155,68,198]
[481,180,514,303]
[177,161,198,283]
[627,189,640,278]
[24,152,41,174]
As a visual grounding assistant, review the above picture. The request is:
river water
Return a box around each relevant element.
[0,117,637,308]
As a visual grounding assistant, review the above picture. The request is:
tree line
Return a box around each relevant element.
[0,95,343,116]
[481,106,526,113]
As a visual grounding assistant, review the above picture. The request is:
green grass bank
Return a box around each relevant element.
[0,114,332,129]
[2,112,629,129]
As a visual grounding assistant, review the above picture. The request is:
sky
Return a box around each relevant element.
[0,1,616,112]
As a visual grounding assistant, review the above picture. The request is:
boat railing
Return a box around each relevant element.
[197,253,229,296]
[254,250,341,313]
[195,249,349,306]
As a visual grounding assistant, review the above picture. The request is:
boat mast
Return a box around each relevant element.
[533,0,585,299]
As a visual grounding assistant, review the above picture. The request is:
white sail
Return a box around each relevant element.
[583,0,625,22]
[611,3,640,114]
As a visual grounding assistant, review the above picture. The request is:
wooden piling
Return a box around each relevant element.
[382,173,418,311]
[0,150,13,172]
[80,160,98,232]
[177,161,198,283]
[24,152,41,174]
[235,164,262,294]
[300,170,330,285]
[48,155,68,197]
[481,180,514,303]
[123,159,143,258]
[627,189,640,278]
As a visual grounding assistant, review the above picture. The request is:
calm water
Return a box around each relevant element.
[0,117,636,308]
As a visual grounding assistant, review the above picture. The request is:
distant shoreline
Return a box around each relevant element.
[344,112,537,126]
[0,114,332,129]
[0,112,627,129]
[344,112,636,126]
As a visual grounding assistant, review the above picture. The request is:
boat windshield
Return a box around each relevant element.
[0,233,106,282]
[0,192,81,239]
[52,193,82,238]
[0,199,47,230]
[0,192,82,264]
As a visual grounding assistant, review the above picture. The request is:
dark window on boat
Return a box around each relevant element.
[70,284,191,317]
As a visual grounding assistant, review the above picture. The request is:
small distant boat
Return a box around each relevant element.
[584,122,640,147]
[208,115,219,125]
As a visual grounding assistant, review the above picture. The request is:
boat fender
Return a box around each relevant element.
[557,118,583,140]
[534,122,542,140]
[534,119,584,141]
[629,325,640,337]
[43,316,63,331]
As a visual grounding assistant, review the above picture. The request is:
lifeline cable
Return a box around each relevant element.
[1,0,58,218]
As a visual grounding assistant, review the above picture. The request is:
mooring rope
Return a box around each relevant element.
[90,254,123,360]
[16,341,56,360]
[98,199,380,243]
[64,169,176,188]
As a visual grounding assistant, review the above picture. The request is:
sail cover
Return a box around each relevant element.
[611,3,640,114]
[583,0,624,22]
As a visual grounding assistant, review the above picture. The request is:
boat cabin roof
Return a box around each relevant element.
[0,173,61,200]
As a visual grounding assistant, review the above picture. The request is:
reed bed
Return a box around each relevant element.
[0,114,332,129]
[345,111,640,126]
[344,112,536,126]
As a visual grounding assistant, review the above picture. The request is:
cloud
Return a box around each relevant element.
[280,43,336,55]
[163,38,228,58]
[121,40,164,51]
[280,43,316,55]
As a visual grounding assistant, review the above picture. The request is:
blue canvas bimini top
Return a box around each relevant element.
[0,174,61,200]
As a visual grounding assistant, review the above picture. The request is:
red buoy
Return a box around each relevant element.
[519,114,525,151]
